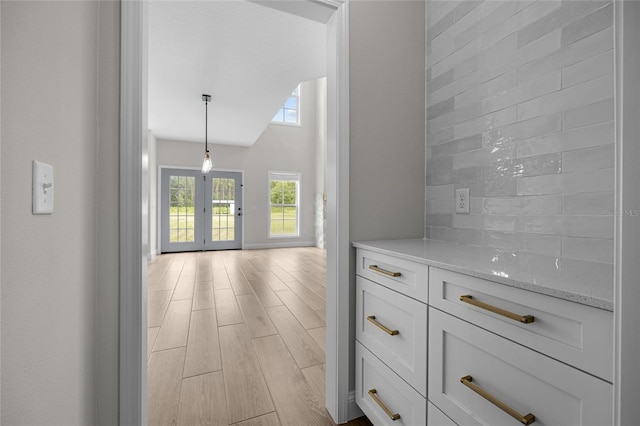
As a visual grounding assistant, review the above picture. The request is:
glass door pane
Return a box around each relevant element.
[161,168,204,253]
[169,175,196,243]
[204,171,242,250]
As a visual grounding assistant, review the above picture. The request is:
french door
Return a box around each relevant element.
[161,168,243,253]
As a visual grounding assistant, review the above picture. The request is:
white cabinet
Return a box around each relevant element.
[356,276,427,395]
[356,342,427,426]
[429,268,613,382]
[353,246,614,426]
[429,307,613,426]
[356,249,428,302]
[355,249,428,425]
[428,402,456,426]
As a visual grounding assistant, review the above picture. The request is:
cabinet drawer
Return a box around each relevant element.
[429,268,613,382]
[428,401,457,426]
[356,342,427,426]
[356,276,427,395]
[429,308,613,426]
[357,249,428,302]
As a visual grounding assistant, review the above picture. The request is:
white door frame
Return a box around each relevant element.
[613,0,640,424]
[119,1,352,424]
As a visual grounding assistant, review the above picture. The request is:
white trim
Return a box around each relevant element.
[119,0,147,424]
[159,164,244,174]
[120,1,351,423]
[244,241,316,250]
[147,249,157,261]
[268,170,301,238]
[324,1,354,423]
[614,1,640,424]
[348,390,363,420]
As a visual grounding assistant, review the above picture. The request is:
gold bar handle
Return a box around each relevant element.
[461,375,535,425]
[460,295,534,324]
[368,389,401,421]
[369,264,402,277]
[367,315,399,336]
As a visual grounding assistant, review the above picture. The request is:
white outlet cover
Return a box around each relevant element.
[33,160,54,214]
[456,188,470,214]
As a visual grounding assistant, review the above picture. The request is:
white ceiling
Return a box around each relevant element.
[148,1,329,147]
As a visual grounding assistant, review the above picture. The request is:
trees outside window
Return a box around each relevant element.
[269,171,300,237]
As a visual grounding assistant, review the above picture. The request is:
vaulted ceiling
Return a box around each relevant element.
[148,1,330,147]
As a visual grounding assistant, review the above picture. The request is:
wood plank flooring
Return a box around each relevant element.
[147,247,371,426]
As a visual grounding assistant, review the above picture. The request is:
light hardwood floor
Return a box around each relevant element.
[147,247,371,426]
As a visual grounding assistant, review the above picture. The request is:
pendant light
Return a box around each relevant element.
[201,94,213,174]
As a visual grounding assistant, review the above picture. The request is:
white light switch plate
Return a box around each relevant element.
[456,188,469,213]
[33,160,54,214]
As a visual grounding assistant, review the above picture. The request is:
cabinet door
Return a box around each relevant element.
[356,342,426,426]
[356,276,427,395]
[429,268,613,382]
[429,308,613,426]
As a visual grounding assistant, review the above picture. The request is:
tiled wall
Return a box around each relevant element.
[425,1,614,282]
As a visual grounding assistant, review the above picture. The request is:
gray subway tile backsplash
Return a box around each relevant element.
[562,98,614,130]
[518,26,613,84]
[515,121,613,158]
[561,3,613,48]
[563,192,614,216]
[516,0,608,48]
[426,0,615,273]
[562,144,614,174]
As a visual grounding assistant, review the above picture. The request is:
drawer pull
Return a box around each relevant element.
[368,389,401,421]
[369,264,402,277]
[461,375,535,425]
[460,295,535,324]
[367,315,399,336]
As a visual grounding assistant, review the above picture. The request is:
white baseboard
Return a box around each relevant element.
[147,250,157,261]
[347,390,364,421]
[243,241,316,250]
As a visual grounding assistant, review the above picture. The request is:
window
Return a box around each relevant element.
[272,85,300,125]
[269,171,300,237]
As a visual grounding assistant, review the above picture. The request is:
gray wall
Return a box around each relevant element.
[426,1,614,287]
[96,1,121,423]
[155,78,324,251]
[349,1,426,243]
[348,0,426,393]
[1,1,120,424]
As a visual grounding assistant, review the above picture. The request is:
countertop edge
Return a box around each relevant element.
[353,240,613,312]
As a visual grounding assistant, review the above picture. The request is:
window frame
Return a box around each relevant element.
[268,170,301,238]
[271,84,301,127]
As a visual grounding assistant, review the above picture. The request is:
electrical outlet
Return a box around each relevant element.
[456,188,469,214]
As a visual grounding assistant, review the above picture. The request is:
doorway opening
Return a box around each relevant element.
[119,1,352,424]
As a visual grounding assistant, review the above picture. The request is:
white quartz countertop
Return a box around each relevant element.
[353,239,613,311]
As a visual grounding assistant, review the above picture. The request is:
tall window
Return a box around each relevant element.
[269,171,300,237]
[272,85,300,125]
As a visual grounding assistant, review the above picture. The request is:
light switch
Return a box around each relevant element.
[33,160,54,214]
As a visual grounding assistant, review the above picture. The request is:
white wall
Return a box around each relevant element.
[1,1,120,424]
[154,78,324,251]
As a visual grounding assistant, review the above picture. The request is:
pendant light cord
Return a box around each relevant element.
[205,99,209,153]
